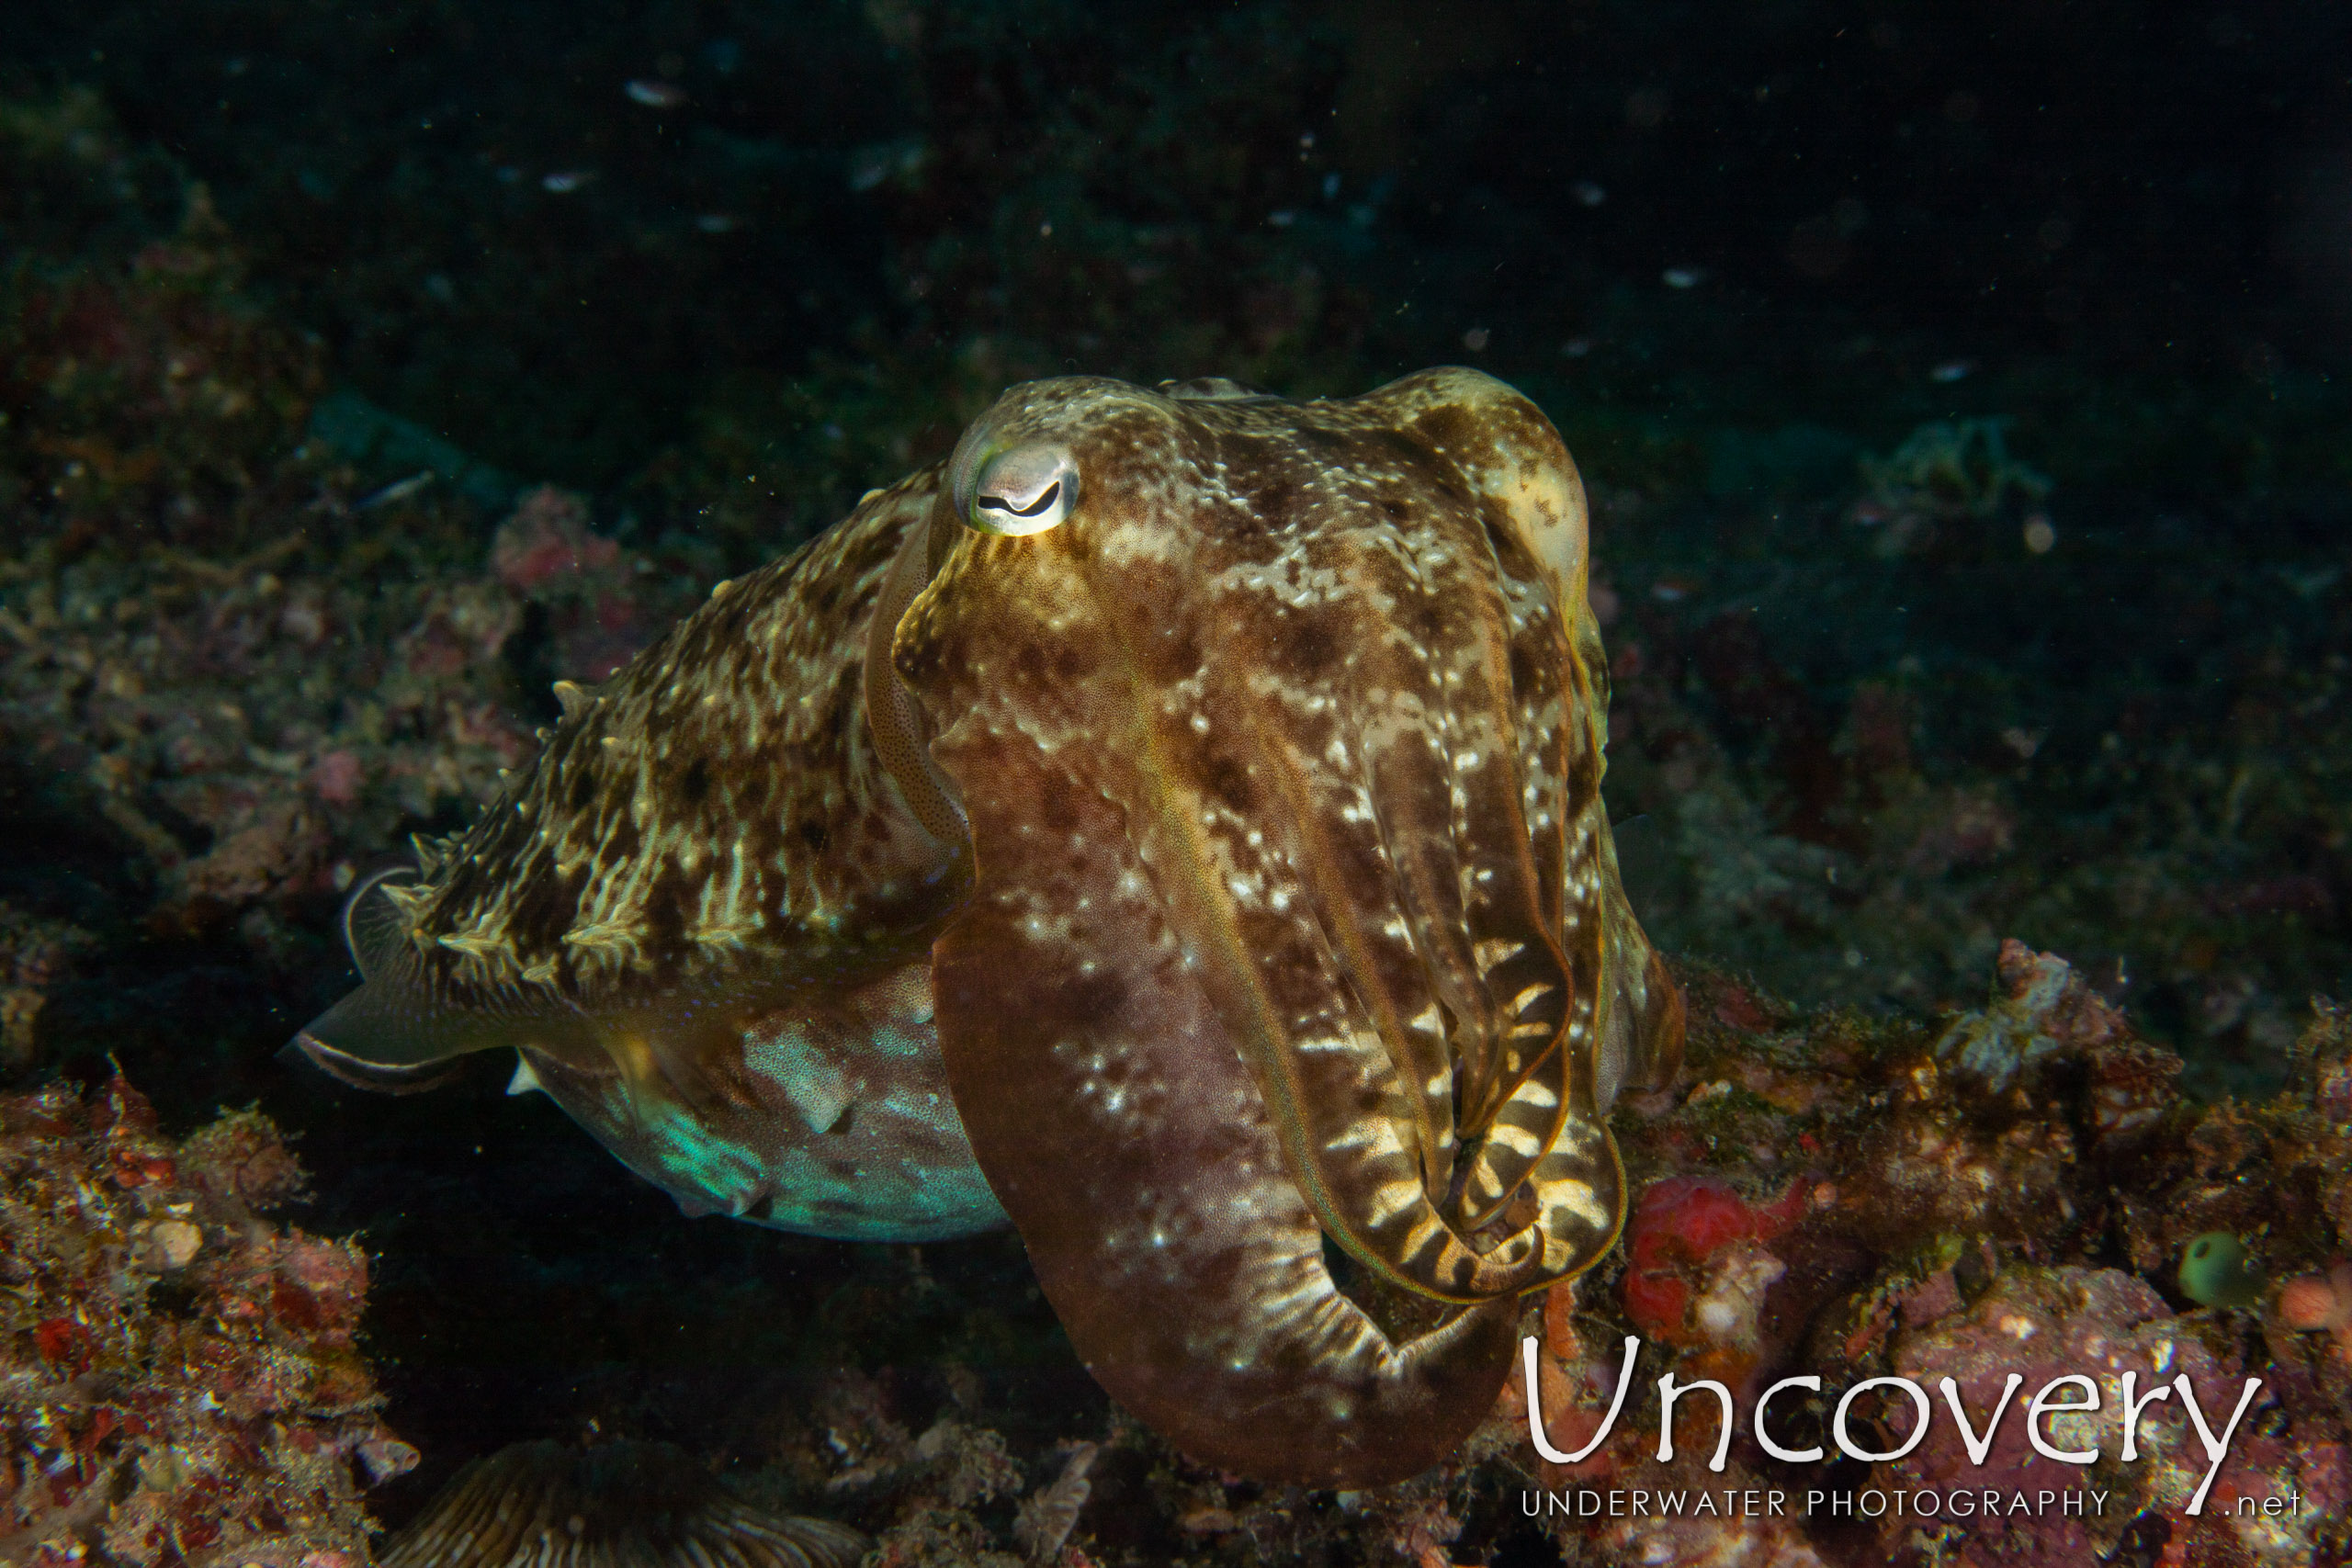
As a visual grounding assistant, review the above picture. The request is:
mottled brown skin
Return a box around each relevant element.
[295,368,1681,1488]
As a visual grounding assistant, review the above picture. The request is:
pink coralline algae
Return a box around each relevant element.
[488,485,653,681]
[489,485,624,592]
[2278,1262,2352,1363]
[0,1074,411,1565]
[1880,1266,2328,1566]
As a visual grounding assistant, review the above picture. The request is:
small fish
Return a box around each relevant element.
[625,79,689,109]
[355,471,435,513]
[541,170,596,194]
[845,138,926,193]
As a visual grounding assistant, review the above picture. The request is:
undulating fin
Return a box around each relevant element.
[274,1035,464,1095]
[341,863,422,982]
[292,881,588,1089]
[1593,821,1687,1103]
[286,865,473,1092]
[379,1439,865,1568]
[293,476,957,1101]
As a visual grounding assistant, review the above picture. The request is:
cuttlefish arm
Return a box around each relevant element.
[929,733,1517,1485]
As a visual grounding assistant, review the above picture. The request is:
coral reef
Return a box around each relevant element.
[1600,534,2351,1100]
[1010,1442,1096,1563]
[0,901,91,1071]
[1620,1174,1811,1371]
[0,1074,411,1565]
[1882,1267,2265,1563]
[1498,951,2352,1566]
[1850,418,2052,560]
[0,89,711,1026]
[0,446,698,1001]
[710,1360,1534,1568]
[2277,1263,2352,1365]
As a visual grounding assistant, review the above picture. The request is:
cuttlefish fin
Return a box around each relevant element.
[340,863,420,982]
[287,864,566,1094]
[1593,829,1686,1103]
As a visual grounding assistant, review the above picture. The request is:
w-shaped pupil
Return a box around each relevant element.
[980,480,1060,518]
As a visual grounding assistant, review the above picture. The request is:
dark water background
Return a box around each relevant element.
[14,2,2350,485]
[3,0,2348,1552]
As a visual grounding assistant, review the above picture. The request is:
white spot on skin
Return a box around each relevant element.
[1484,1123,1544,1158]
[1363,1180,1426,1227]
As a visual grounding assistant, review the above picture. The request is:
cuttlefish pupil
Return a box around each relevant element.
[290,367,1684,1490]
[965,445,1077,536]
[982,483,1056,518]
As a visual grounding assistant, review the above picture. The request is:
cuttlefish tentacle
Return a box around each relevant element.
[1428,633,1577,1230]
[1254,724,1456,1203]
[1417,381,1653,1219]
[1265,453,1579,1242]
[1450,615,1611,1229]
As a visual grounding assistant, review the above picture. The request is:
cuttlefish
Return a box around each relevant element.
[294,368,1683,1488]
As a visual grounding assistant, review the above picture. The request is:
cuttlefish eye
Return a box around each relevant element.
[967,445,1077,536]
